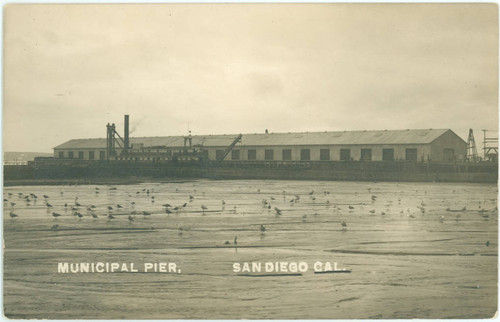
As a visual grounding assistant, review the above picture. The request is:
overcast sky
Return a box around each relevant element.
[3,3,498,153]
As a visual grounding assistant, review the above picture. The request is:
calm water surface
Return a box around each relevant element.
[3,180,498,319]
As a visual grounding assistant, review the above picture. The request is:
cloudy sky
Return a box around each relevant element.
[3,3,498,153]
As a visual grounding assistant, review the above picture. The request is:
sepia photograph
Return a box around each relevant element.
[2,2,498,319]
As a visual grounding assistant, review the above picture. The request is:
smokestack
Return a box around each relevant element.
[124,115,129,153]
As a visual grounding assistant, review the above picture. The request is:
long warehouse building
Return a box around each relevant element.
[53,129,467,163]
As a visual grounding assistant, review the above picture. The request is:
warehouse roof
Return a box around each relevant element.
[54,129,458,149]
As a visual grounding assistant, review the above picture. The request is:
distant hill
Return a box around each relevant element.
[3,152,53,165]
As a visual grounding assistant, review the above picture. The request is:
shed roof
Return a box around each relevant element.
[54,129,455,149]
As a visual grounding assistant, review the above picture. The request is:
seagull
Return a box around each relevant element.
[234,236,238,245]
[260,225,266,233]
[46,202,53,208]
[107,214,115,220]
[43,195,49,199]
[143,211,151,218]
[9,212,17,219]
[201,205,208,212]
[162,204,172,208]
[341,220,347,227]
[50,224,59,231]
[52,212,61,218]
[348,205,354,210]
[116,204,123,208]
[274,207,282,215]
[107,206,113,211]
[128,215,134,222]
[91,213,98,219]
[166,209,173,214]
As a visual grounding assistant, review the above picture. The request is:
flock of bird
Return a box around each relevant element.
[3,185,497,247]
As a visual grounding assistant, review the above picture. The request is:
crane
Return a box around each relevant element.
[217,134,242,162]
[466,129,479,162]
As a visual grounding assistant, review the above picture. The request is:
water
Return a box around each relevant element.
[3,180,498,319]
